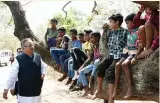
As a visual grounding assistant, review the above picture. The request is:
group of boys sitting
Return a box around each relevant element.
[46,5,159,103]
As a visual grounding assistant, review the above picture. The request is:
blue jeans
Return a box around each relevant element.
[50,48,69,65]
[78,59,100,86]
[59,53,71,72]
[67,58,75,78]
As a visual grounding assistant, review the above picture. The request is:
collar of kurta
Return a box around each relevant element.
[22,52,34,58]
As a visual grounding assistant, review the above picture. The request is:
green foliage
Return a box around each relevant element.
[0,2,14,35]
[51,8,89,35]
[0,35,20,54]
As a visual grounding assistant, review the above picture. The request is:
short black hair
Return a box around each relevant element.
[152,9,159,15]
[78,33,84,37]
[109,14,123,26]
[70,29,77,35]
[51,19,58,24]
[90,32,101,40]
[84,29,92,34]
[125,13,136,22]
[17,48,21,52]
[58,27,66,33]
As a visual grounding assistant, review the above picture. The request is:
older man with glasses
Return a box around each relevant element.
[3,38,47,103]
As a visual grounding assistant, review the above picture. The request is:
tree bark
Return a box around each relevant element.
[2,1,54,65]
[132,1,159,9]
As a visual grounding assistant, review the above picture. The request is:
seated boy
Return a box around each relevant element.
[90,14,129,103]
[65,33,86,85]
[69,30,92,90]
[58,29,82,82]
[133,5,159,59]
[77,32,101,97]
[50,27,70,70]
[112,13,139,99]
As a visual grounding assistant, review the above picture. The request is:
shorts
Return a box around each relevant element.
[47,37,57,48]
[96,55,119,84]
[121,53,135,60]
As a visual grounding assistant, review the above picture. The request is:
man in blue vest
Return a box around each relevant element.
[3,38,47,103]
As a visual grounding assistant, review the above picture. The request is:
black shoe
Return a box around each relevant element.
[70,85,83,91]
[65,78,72,85]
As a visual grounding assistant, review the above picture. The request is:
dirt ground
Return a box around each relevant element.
[0,67,158,103]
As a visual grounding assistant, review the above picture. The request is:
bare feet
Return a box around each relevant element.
[109,98,114,103]
[124,88,132,99]
[82,88,91,97]
[89,90,104,100]
[112,88,120,98]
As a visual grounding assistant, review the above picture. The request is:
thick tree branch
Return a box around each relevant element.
[2,1,53,65]
[62,1,71,20]
[133,1,159,9]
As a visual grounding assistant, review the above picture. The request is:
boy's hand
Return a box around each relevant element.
[138,48,153,59]
[41,74,45,80]
[77,70,80,75]
[3,89,8,100]
[131,58,137,65]
[10,90,15,96]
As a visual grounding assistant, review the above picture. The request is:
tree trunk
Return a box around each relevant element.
[132,1,159,9]
[2,1,54,65]
[2,1,159,102]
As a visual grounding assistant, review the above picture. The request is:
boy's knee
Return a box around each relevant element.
[122,62,127,69]
[138,25,145,34]
[115,62,121,69]
[145,22,152,28]
[79,70,84,75]
[57,37,62,41]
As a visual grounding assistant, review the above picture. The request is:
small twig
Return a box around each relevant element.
[62,1,71,20]
[8,16,13,26]
[88,14,94,26]
[88,1,98,25]
[92,1,98,15]
[22,1,32,6]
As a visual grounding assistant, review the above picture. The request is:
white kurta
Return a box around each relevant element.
[5,57,47,103]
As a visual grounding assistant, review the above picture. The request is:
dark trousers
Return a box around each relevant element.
[96,55,119,84]
[14,81,18,96]
[70,48,88,71]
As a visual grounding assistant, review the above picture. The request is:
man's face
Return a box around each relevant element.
[50,21,56,28]
[84,33,90,41]
[126,20,133,30]
[23,41,34,53]
[109,19,118,29]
